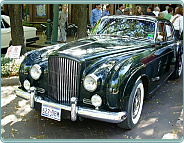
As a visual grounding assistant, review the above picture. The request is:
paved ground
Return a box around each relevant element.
[1,73,183,140]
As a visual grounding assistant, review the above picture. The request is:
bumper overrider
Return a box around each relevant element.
[15,87,127,123]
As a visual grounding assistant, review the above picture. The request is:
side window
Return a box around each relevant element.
[1,21,5,28]
[165,22,174,41]
[2,19,10,28]
[156,22,165,42]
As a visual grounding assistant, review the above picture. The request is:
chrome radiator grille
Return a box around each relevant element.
[48,57,80,104]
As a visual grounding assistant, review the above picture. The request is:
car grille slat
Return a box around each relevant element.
[48,57,80,104]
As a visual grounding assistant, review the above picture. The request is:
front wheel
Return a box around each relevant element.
[118,79,144,129]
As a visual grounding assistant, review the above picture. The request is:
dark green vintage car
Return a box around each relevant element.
[15,15,183,129]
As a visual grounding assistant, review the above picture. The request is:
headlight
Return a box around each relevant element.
[83,74,98,92]
[30,64,42,80]
[91,94,102,108]
[23,80,30,91]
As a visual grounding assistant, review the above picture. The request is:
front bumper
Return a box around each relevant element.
[15,87,127,123]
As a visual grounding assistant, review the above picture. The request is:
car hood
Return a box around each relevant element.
[58,36,151,61]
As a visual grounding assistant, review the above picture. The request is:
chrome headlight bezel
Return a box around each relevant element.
[30,64,42,80]
[83,74,98,92]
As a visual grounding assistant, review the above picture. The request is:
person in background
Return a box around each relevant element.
[1,6,6,15]
[58,6,68,43]
[90,4,102,29]
[170,7,183,40]
[162,6,169,17]
[102,4,111,17]
[153,6,160,17]
[59,4,62,12]
[164,7,173,21]
[123,7,131,15]
[115,4,124,15]
[134,6,143,15]
[146,6,155,16]
[121,4,126,13]
[58,4,62,38]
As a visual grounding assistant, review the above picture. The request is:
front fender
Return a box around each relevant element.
[106,58,134,109]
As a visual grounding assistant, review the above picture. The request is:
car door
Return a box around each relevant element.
[155,21,176,82]
[1,19,11,49]
[148,21,174,94]
[164,21,177,76]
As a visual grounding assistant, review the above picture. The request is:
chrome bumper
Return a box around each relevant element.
[15,87,127,123]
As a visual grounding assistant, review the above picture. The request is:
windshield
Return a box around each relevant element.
[91,18,156,41]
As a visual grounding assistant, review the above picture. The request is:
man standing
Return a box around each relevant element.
[90,4,102,29]
[58,6,68,43]
[153,6,160,17]
[59,4,62,12]
[115,4,125,15]
[123,7,131,15]
[164,7,173,21]
[146,6,155,16]
[170,7,183,40]
[162,6,169,17]
[1,6,6,15]
[58,4,62,38]
[102,5,111,17]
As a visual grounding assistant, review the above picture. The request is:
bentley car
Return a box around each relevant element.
[15,15,183,129]
[1,15,39,49]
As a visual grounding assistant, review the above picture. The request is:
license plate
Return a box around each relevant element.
[41,104,61,121]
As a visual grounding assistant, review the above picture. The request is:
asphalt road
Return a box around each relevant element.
[1,74,183,140]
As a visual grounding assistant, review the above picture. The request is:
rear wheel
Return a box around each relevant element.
[171,53,183,79]
[118,79,144,129]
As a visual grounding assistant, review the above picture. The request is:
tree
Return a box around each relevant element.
[72,4,88,39]
[77,4,87,39]
[8,4,26,56]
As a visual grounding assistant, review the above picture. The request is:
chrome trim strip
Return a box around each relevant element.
[15,88,127,123]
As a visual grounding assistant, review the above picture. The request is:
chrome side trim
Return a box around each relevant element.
[15,88,127,123]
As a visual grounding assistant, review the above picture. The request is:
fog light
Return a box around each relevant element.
[24,80,30,91]
[91,94,102,109]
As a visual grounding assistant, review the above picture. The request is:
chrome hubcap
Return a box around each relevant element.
[133,88,141,118]
[178,54,183,76]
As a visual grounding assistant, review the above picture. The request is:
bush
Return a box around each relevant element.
[1,56,24,78]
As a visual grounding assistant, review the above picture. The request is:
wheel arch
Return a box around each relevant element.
[120,68,149,110]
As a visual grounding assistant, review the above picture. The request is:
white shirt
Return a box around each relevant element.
[170,14,183,34]
[153,11,159,17]
[162,10,168,17]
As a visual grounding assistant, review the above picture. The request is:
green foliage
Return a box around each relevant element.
[22,21,34,27]
[1,56,23,78]
[1,56,13,66]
